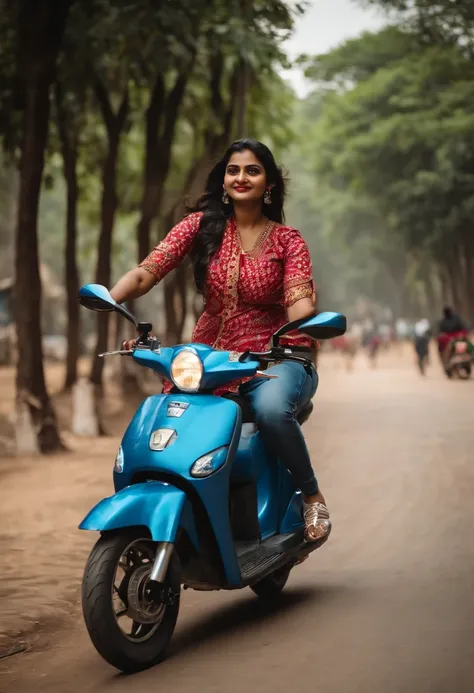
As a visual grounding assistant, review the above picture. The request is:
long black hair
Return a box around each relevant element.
[189,138,287,294]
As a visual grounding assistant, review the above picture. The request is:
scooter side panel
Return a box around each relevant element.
[233,428,303,538]
[79,482,199,549]
[115,395,243,586]
[280,489,304,534]
[233,427,280,540]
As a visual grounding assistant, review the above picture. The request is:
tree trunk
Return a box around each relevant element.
[460,233,474,324]
[176,262,188,342]
[423,270,438,322]
[235,0,251,137]
[465,253,474,325]
[55,81,80,390]
[170,57,239,225]
[445,254,462,311]
[439,266,451,307]
[90,84,129,388]
[14,0,72,453]
[156,57,241,343]
[234,58,249,137]
[137,62,196,258]
[163,276,179,345]
[120,314,143,395]
[137,74,165,262]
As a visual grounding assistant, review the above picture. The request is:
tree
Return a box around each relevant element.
[62,0,135,389]
[54,78,82,389]
[363,1,474,56]
[301,25,420,86]
[12,0,73,453]
[133,1,204,263]
[89,74,129,388]
[304,30,474,320]
[136,0,301,344]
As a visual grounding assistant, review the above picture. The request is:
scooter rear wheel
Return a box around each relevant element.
[82,529,180,673]
[250,563,292,599]
[457,363,472,379]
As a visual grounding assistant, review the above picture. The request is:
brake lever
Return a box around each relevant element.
[239,348,313,375]
[99,349,133,357]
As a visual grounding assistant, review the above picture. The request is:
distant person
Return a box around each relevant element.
[438,305,467,335]
[395,318,409,341]
[413,318,431,375]
[379,323,391,349]
[436,305,469,365]
[364,318,381,367]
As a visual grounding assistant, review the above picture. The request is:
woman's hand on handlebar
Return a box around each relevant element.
[122,334,158,350]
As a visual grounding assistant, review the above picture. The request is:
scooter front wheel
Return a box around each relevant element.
[82,529,180,673]
[250,563,292,600]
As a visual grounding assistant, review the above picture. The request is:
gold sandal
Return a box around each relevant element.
[303,501,331,542]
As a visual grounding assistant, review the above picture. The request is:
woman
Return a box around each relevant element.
[110,139,330,542]
[413,317,431,375]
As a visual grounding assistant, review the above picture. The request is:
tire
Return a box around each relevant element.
[458,363,471,379]
[250,564,292,599]
[82,529,180,673]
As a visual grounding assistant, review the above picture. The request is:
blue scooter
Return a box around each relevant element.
[78,283,346,673]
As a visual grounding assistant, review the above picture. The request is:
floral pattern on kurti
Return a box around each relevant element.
[139,212,316,391]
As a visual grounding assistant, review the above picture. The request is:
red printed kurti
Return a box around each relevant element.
[139,212,316,390]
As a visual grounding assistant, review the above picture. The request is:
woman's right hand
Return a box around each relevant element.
[122,333,157,350]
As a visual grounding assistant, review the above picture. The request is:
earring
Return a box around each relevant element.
[263,189,272,205]
[222,189,230,204]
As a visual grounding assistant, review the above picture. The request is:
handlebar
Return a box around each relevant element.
[239,346,315,374]
[98,344,314,375]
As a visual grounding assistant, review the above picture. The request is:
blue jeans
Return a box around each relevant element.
[239,361,319,497]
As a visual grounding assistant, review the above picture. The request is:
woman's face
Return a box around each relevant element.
[223,149,270,204]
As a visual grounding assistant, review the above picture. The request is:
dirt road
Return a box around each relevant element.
[1,349,474,692]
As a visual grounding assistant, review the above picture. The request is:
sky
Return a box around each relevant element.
[282,0,389,95]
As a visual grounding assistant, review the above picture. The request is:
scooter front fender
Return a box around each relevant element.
[79,482,199,549]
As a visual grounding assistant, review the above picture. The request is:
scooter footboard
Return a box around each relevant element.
[79,481,199,549]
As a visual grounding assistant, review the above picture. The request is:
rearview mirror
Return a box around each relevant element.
[79,284,115,312]
[78,284,137,326]
[273,311,346,345]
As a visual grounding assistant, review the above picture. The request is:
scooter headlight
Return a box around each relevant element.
[190,447,228,478]
[170,349,203,392]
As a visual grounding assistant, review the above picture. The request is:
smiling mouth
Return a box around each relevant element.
[234,186,251,192]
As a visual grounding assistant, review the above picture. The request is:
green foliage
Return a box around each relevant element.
[363,0,474,56]
[29,0,303,319]
[301,25,420,87]
[292,17,474,318]
[312,44,474,252]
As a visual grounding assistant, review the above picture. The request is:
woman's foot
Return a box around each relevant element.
[303,500,331,542]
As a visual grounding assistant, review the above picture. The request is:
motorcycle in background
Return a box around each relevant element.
[437,331,473,379]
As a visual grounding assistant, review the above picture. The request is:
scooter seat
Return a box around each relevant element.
[222,394,313,426]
